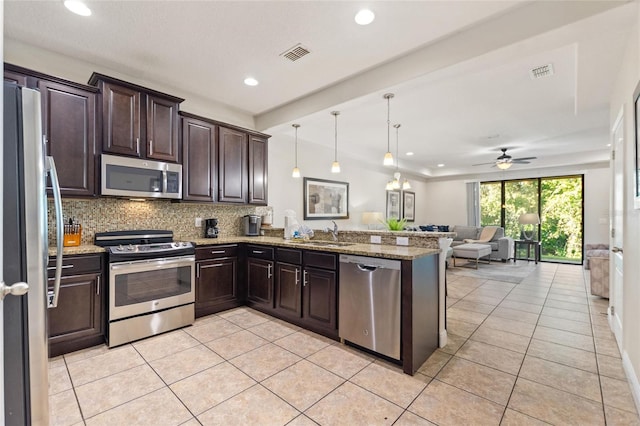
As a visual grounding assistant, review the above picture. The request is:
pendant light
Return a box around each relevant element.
[386,124,411,190]
[291,124,301,178]
[383,93,394,166]
[331,111,341,173]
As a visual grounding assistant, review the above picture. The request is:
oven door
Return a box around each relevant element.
[109,255,195,321]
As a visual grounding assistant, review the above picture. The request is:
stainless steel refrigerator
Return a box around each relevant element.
[3,82,64,425]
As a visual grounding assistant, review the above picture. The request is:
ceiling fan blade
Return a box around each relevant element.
[512,160,531,164]
[512,156,537,161]
[472,161,497,166]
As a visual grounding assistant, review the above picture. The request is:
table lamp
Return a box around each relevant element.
[518,213,540,241]
[362,212,383,230]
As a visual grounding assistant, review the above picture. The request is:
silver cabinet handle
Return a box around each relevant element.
[267,263,272,279]
[196,264,200,278]
[252,250,264,254]
[96,276,100,296]
[149,140,153,155]
[303,270,308,287]
[211,250,226,255]
[612,247,623,253]
[295,268,299,286]
[47,264,73,270]
[136,137,140,153]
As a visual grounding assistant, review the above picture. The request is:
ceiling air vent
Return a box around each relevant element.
[281,44,310,62]
[529,64,554,79]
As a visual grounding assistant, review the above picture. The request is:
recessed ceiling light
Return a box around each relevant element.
[406,152,414,156]
[244,77,259,86]
[437,163,445,168]
[355,9,375,25]
[607,143,611,147]
[64,0,91,16]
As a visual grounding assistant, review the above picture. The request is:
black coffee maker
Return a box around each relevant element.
[204,218,219,238]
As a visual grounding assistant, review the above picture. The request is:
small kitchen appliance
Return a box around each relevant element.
[204,218,219,238]
[243,215,262,236]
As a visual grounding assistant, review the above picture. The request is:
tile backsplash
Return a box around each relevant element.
[48,198,271,245]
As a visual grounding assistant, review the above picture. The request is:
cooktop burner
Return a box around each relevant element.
[95,230,195,261]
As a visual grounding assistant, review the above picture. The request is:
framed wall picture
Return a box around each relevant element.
[303,177,349,220]
[402,191,415,222]
[386,190,401,220]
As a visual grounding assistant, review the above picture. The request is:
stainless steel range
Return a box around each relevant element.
[95,230,195,347]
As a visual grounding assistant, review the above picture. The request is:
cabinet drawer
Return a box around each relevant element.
[276,248,302,265]
[196,244,238,260]
[247,245,274,260]
[304,251,337,270]
[47,254,103,278]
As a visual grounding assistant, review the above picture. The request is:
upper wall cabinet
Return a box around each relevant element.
[181,112,269,205]
[5,64,100,197]
[88,73,183,163]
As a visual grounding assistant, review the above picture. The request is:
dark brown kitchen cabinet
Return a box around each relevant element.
[47,254,105,357]
[275,262,302,318]
[182,115,217,202]
[4,69,28,86]
[246,257,274,310]
[38,79,98,197]
[248,135,268,205]
[89,73,183,162]
[302,266,337,332]
[195,245,240,317]
[218,126,248,203]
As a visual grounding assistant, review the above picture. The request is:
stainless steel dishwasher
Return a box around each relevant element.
[339,254,401,360]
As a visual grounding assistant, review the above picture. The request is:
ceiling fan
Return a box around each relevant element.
[472,148,537,170]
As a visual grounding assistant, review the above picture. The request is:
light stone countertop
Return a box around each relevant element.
[47,236,441,261]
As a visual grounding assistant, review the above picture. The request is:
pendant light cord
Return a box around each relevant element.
[333,112,339,161]
[294,125,298,167]
[395,124,400,172]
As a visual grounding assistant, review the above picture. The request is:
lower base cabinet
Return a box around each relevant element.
[47,254,105,357]
[195,245,241,317]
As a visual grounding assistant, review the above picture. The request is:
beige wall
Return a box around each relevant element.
[609,4,640,409]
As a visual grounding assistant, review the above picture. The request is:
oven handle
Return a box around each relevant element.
[110,255,195,272]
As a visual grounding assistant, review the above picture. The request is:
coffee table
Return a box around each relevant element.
[452,243,492,269]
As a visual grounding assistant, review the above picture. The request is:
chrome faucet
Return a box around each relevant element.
[325,220,339,241]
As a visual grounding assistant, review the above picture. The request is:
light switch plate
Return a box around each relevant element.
[195,217,202,227]
[370,235,382,244]
[396,237,409,246]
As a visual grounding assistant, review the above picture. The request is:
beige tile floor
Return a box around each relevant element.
[48,263,639,425]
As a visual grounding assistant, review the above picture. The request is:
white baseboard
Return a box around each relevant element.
[439,329,448,348]
[622,350,640,414]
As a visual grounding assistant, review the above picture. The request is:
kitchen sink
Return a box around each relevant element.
[288,240,356,247]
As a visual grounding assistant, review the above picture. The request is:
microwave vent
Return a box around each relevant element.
[281,44,310,62]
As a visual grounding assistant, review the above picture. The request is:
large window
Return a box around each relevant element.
[480,176,583,264]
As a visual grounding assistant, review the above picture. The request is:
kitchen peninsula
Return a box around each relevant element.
[51,233,442,375]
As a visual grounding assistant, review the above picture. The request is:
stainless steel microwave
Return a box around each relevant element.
[101,154,182,199]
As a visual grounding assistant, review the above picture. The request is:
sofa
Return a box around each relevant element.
[450,225,513,262]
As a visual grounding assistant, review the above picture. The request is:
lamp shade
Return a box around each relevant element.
[518,213,540,225]
[362,212,383,225]
[496,161,512,170]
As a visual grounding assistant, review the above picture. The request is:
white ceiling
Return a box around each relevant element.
[4,0,635,179]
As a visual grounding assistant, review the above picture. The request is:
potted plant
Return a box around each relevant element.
[381,217,407,231]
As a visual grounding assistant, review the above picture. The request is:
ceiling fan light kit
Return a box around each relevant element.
[472,148,537,169]
[496,161,512,170]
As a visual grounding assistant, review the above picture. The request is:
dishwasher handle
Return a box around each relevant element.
[357,264,380,272]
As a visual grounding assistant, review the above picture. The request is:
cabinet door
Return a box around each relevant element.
[147,95,179,162]
[196,257,237,317]
[248,135,268,205]
[246,258,273,308]
[183,117,217,201]
[275,263,302,319]
[4,70,28,86]
[102,82,142,157]
[218,127,248,203]
[47,273,103,357]
[38,80,97,197]
[303,267,337,331]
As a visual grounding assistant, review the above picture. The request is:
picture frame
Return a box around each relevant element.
[634,80,640,209]
[386,190,401,220]
[402,191,415,222]
[303,177,349,220]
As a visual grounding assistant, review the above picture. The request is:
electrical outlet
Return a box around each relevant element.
[195,217,202,227]
[370,235,382,244]
[396,237,409,246]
